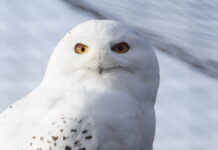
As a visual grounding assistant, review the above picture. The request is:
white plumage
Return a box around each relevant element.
[0,20,159,150]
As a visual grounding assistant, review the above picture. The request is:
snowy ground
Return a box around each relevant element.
[0,0,217,150]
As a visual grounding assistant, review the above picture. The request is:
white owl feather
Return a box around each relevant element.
[0,20,159,150]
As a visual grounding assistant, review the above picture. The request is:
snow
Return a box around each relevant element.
[0,0,217,150]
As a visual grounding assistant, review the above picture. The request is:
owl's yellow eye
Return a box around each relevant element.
[74,43,89,54]
[112,42,129,53]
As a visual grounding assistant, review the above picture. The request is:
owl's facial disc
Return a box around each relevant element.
[74,42,130,75]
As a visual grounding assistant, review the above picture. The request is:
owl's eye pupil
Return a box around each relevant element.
[75,43,89,54]
[118,47,123,51]
[81,47,85,52]
[111,42,129,54]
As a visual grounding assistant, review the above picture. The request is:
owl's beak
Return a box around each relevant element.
[99,67,103,74]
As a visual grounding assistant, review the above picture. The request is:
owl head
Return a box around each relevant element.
[43,20,159,102]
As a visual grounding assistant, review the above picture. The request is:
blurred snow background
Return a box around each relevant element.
[0,0,217,150]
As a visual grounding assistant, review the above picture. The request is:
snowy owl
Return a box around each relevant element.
[0,20,159,150]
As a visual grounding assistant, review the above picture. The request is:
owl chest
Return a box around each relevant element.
[41,91,145,150]
[61,90,145,139]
